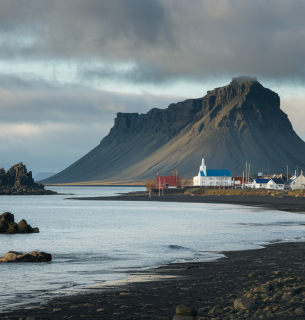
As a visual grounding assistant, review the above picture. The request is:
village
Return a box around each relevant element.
[156,158,305,191]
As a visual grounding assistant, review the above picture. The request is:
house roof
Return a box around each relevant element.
[271,178,285,185]
[254,179,270,184]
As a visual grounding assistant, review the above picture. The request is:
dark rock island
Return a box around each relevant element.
[41,76,305,184]
[0,212,39,234]
[0,162,57,195]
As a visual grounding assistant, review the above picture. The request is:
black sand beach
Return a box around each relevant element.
[2,195,305,320]
[69,194,305,214]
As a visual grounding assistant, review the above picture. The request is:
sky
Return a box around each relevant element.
[0,0,304,176]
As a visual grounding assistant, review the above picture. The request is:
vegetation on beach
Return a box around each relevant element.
[184,188,305,197]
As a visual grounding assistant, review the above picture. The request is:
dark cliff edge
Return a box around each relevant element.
[41,76,305,184]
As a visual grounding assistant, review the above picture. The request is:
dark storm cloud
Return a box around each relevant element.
[0,0,304,83]
[0,0,173,60]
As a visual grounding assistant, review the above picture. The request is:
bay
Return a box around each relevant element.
[1,185,305,312]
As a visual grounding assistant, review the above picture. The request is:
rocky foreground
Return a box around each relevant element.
[0,162,57,195]
[2,242,305,319]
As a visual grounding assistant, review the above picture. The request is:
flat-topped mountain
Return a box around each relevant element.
[42,77,305,184]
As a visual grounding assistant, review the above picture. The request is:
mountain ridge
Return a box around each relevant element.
[42,77,305,184]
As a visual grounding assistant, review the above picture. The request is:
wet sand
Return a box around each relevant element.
[2,242,305,319]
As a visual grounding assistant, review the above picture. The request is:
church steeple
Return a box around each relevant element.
[199,158,207,176]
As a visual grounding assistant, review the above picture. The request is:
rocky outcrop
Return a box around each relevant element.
[0,212,39,234]
[0,162,57,195]
[41,76,305,184]
[0,251,52,262]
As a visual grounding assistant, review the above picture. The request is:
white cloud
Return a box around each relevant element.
[281,97,305,141]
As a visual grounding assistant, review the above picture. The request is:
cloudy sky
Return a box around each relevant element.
[0,0,304,176]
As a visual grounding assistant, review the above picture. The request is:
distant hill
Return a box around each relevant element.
[35,172,56,182]
[41,76,305,184]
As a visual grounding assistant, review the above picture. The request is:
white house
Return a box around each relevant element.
[290,175,305,191]
[251,179,270,189]
[193,159,232,187]
[266,178,285,190]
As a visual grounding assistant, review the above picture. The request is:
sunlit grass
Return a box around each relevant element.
[184,188,305,197]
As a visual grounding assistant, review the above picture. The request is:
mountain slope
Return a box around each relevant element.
[42,76,305,184]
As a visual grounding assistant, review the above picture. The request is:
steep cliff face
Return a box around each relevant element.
[42,77,305,184]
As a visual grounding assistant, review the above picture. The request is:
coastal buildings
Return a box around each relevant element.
[156,174,179,189]
[250,178,285,190]
[193,159,232,187]
[290,174,305,191]
[252,179,270,189]
[266,178,285,190]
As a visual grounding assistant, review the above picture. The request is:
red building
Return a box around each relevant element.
[232,176,243,185]
[156,174,179,189]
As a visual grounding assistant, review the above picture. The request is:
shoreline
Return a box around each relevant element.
[2,241,305,319]
[68,194,305,213]
[2,196,305,319]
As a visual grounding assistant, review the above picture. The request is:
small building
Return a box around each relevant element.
[266,178,285,190]
[156,174,179,189]
[232,177,243,186]
[290,175,305,191]
[251,179,270,189]
[193,159,232,187]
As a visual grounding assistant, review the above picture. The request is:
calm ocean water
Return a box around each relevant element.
[1,185,305,311]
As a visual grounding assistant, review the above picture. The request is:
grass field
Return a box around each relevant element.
[184,187,305,197]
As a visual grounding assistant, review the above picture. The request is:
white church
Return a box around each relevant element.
[193,159,232,187]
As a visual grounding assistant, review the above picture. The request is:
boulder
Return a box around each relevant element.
[3,251,22,261]
[6,222,18,233]
[17,219,32,233]
[234,297,256,311]
[253,284,271,293]
[176,305,197,316]
[0,212,39,234]
[295,307,305,315]
[1,251,52,262]
[0,212,14,222]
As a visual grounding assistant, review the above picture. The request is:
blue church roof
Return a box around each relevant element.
[207,169,231,177]
[201,169,231,177]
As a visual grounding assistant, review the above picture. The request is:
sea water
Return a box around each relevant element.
[1,185,305,311]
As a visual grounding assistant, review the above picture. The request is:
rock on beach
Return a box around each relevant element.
[0,251,52,262]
